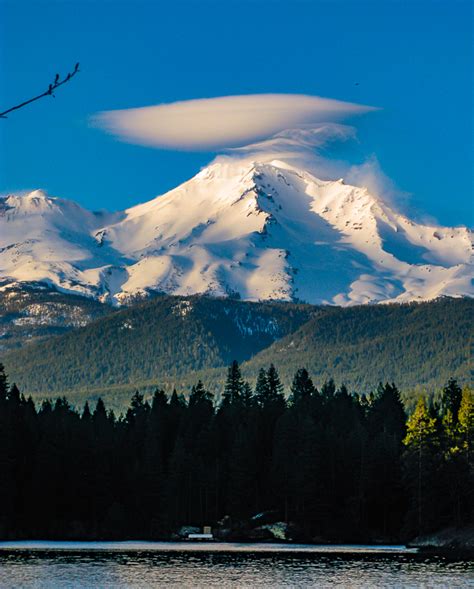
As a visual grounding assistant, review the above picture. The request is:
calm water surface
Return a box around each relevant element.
[0,542,472,588]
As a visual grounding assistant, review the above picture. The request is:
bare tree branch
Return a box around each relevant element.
[0,63,80,118]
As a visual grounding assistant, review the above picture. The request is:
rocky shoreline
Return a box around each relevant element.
[407,526,474,556]
[173,517,474,555]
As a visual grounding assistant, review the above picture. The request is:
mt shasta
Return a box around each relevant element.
[1,156,472,305]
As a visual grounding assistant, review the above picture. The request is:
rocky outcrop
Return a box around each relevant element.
[408,525,474,554]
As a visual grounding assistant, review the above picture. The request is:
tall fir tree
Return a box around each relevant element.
[289,368,316,408]
[441,378,463,423]
[403,398,441,536]
[221,361,244,408]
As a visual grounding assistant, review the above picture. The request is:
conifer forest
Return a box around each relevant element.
[1,362,472,543]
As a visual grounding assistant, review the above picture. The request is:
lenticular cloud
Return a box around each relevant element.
[93,94,376,151]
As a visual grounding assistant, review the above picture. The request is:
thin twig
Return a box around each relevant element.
[0,63,80,118]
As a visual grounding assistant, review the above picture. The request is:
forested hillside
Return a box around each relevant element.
[0,283,113,351]
[242,297,472,392]
[1,296,471,410]
[2,295,314,401]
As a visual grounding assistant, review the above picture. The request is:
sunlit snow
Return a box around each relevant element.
[0,159,472,306]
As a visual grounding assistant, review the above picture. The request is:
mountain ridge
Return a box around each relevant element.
[1,158,472,305]
[1,295,470,411]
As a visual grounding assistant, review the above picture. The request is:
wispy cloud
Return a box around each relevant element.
[212,123,357,179]
[92,93,377,151]
[229,123,357,154]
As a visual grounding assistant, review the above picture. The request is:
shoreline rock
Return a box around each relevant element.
[407,525,474,556]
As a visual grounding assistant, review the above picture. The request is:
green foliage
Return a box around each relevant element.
[404,398,438,448]
[402,389,474,535]
[0,296,471,412]
[441,378,463,422]
[2,295,313,403]
[458,387,474,469]
[243,297,472,395]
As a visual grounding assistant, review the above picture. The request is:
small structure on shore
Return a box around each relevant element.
[188,526,214,541]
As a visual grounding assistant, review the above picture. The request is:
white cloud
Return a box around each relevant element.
[213,123,411,216]
[345,156,411,210]
[92,93,376,151]
[212,123,356,178]
[230,123,357,154]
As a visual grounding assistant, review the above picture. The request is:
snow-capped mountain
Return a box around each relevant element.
[1,159,472,305]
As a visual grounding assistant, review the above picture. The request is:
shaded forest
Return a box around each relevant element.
[0,362,472,543]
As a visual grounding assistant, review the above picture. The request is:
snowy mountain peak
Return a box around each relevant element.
[2,190,53,212]
[1,160,472,305]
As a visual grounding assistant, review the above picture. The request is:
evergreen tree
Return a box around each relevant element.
[255,364,286,419]
[93,398,107,425]
[241,382,254,409]
[367,383,406,537]
[455,387,474,523]
[289,368,316,407]
[221,361,244,408]
[254,368,269,407]
[441,378,463,423]
[403,398,441,536]
[151,388,168,414]
[267,364,285,403]
[0,363,8,402]
[272,409,297,522]
[189,380,212,407]
[458,387,474,468]
[126,390,150,426]
[320,378,336,401]
[82,401,92,422]
[369,383,406,440]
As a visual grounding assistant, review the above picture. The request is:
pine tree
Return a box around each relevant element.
[404,398,438,448]
[320,378,336,401]
[370,383,406,441]
[151,388,168,414]
[221,361,244,408]
[8,383,21,404]
[143,391,168,536]
[267,364,284,402]
[189,380,213,409]
[441,378,463,423]
[458,387,474,469]
[93,398,107,424]
[289,368,315,407]
[254,364,286,417]
[367,383,406,537]
[257,365,286,436]
[82,401,92,422]
[126,390,150,426]
[227,423,259,518]
[403,398,441,536]
[254,368,269,407]
[0,363,9,404]
[241,382,254,409]
[272,410,297,522]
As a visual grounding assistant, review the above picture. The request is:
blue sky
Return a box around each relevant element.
[0,0,472,226]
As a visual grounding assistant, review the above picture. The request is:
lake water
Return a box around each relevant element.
[0,542,472,588]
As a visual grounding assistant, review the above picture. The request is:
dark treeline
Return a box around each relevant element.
[0,362,472,542]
